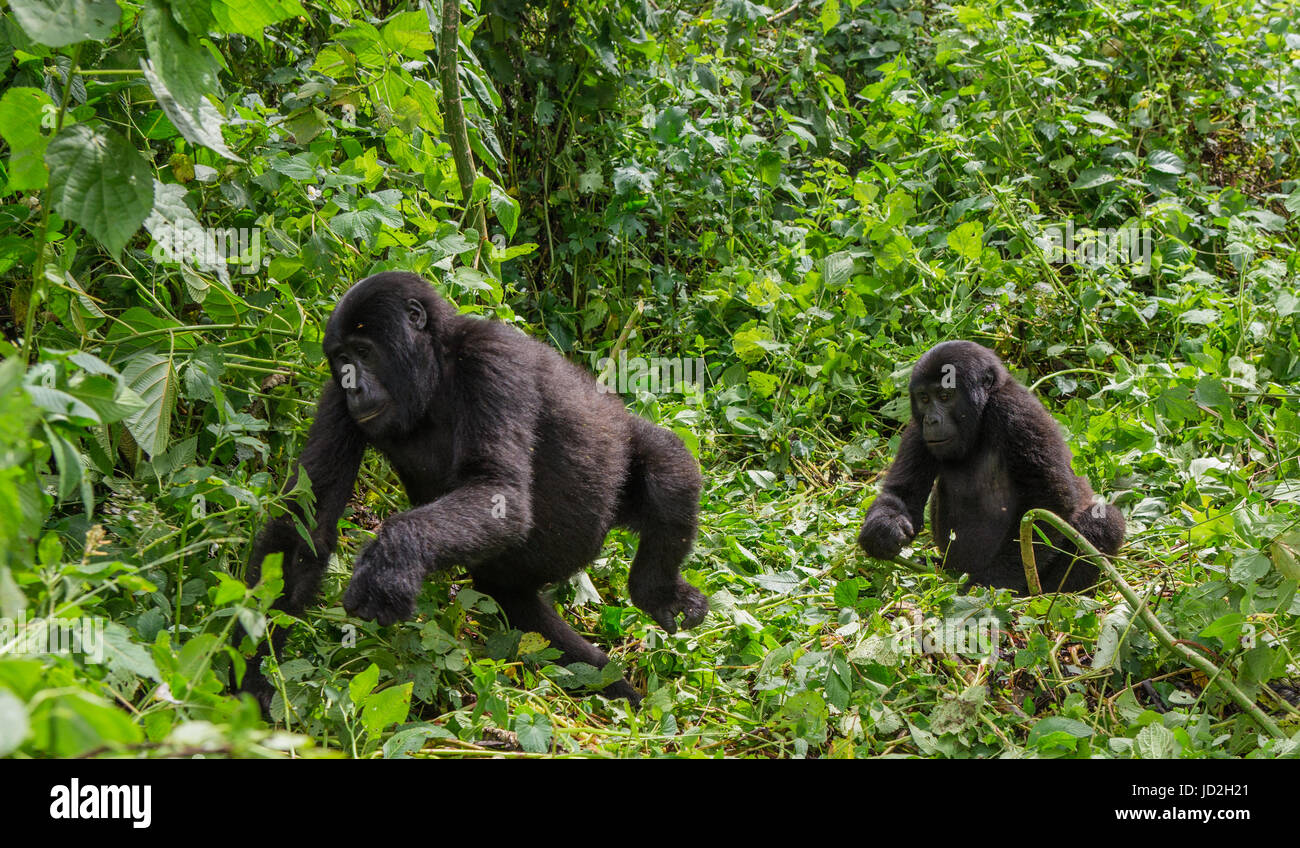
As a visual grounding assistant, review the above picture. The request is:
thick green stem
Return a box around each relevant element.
[22,43,82,363]
[1019,508,1285,739]
[433,0,489,263]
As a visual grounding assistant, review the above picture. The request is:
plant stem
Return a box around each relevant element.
[1019,508,1285,739]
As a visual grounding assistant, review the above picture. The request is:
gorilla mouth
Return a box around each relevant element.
[356,406,387,423]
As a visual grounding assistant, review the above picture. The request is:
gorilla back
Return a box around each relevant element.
[857,341,1124,593]
[238,272,707,709]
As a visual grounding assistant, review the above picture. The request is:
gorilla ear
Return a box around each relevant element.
[405,298,427,330]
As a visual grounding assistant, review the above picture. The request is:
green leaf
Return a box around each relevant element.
[350,662,380,705]
[1134,723,1179,759]
[1079,110,1118,130]
[211,0,307,41]
[1071,167,1117,190]
[121,352,177,459]
[946,221,984,262]
[489,184,520,239]
[1028,716,1093,745]
[0,87,54,191]
[0,690,29,757]
[1147,150,1185,175]
[819,0,841,33]
[755,150,782,187]
[45,124,155,257]
[821,251,857,287]
[29,690,142,755]
[9,0,121,47]
[515,712,553,753]
[362,682,413,735]
[141,0,239,160]
[1193,376,1230,410]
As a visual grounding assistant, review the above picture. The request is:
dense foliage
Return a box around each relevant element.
[0,0,1297,758]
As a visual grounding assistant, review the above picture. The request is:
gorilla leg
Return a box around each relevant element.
[473,577,641,704]
[620,419,708,634]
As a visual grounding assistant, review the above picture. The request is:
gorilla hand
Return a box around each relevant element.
[858,499,915,560]
[343,531,426,626]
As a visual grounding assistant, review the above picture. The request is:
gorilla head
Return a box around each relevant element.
[322,274,452,438]
[909,341,1005,461]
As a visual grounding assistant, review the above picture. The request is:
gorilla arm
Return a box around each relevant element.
[858,422,940,560]
[248,381,366,614]
[342,330,539,625]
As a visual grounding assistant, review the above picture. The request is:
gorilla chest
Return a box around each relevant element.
[933,449,1017,541]
[380,432,457,505]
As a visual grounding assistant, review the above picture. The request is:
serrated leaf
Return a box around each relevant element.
[947,220,984,262]
[45,124,154,257]
[140,1,239,160]
[1134,723,1179,759]
[821,251,856,287]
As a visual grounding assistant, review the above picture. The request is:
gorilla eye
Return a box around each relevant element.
[938,390,952,403]
[917,393,929,404]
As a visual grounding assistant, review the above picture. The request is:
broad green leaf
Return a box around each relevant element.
[9,0,120,47]
[489,183,520,239]
[819,0,841,33]
[121,352,177,458]
[514,712,553,753]
[1134,723,1179,759]
[140,1,240,160]
[1071,167,1117,190]
[211,0,307,41]
[821,251,857,287]
[362,682,413,734]
[350,663,380,704]
[0,87,54,190]
[46,124,154,257]
[1079,110,1118,130]
[29,690,142,755]
[947,220,984,262]
[1147,150,1186,175]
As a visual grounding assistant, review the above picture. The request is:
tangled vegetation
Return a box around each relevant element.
[0,0,1298,758]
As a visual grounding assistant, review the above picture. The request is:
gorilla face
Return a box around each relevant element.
[323,285,436,437]
[910,380,966,458]
[908,340,1004,461]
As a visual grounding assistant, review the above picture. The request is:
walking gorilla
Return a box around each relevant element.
[857,341,1124,593]
[237,272,707,709]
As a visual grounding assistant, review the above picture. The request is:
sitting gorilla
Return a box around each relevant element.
[857,341,1124,593]
[237,271,707,708]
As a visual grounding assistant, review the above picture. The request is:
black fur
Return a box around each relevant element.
[857,341,1124,593]
[237,272,707,710]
